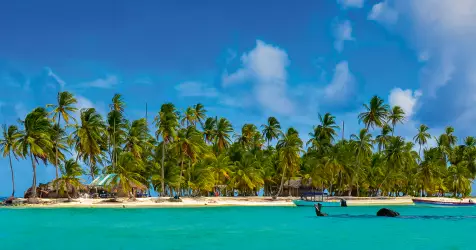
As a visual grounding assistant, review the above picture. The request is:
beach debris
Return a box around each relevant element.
[169,197,182,202]
[314,203,327,216]
[376,208,400,217]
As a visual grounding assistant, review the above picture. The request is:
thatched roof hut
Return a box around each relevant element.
[88,174,147,197]
[283,178,315,196]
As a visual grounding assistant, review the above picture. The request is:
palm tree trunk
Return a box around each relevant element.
[55,113,61,180]
[8,152,15,197]
[287,174,291,196]
[30,151,37,198]
[179,156,184,196]
[275,164,287,197]
[112,119,116,171]
[90,158,95,180]
[392,124,395,136]
[67,186,72,202]
[161,141,165,196]
[188,161,191,189]
[55,113,61,196]
[347,182,352,196]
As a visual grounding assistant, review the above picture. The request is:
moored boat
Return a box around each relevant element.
[412,198,476,207]
[292,192,343,207]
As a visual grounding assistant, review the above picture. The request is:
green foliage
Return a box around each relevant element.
[4,92,476,199]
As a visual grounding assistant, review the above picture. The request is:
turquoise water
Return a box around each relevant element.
[1,206,476,250]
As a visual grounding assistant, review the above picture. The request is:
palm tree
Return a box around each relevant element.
[379,136,406,192]
[49,124,69,173]
[154,103,179,195]
[124,118,152,161]
[108,94,126,171]
[193,103,207,128]
[317,113,339,143]
[71,108,106,180]
[358,95,389,130]
[46,91,77,180]
[232,153,264,195]
[351,128,373,196]
[53,159,84,201]
[181,107,197,127]
[236,124,259,149]
[0,125,21,197]
[375,124,392,152]
[209,153,233,193]
[388,106,405,135]
[17,108,53,199]
[173,126,204,193]
[108,152,145,198]
[203,117,217,144]
[276,128,303,196]
[261,117,282,147]
[447,162,471,197]
[215,117,233,152]
[413,124,431,156]
[442,126,457,148]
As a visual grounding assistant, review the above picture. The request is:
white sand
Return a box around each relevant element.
[6,196,473,208]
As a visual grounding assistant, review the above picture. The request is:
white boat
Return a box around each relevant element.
[292,192,344,207]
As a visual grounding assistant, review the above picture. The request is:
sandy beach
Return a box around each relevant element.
[4,196,474,208]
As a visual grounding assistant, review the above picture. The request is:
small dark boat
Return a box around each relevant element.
[412,199,476,207]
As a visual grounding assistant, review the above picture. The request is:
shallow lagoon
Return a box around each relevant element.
[1,206,475,250]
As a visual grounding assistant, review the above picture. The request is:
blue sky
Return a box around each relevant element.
[1,0,476,196]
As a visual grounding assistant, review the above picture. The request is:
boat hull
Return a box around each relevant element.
[292,200,342,207]
[412,199,476,207]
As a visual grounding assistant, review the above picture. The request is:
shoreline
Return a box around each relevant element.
[3,196,472,208]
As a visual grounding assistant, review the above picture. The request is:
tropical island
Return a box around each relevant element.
[1,92,474,207]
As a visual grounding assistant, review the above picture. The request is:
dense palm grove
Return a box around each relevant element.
[1,92,475,200]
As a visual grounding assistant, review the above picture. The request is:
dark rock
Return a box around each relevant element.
[4,197,14,205]
[340,199,347,207]
[377,208,400,217]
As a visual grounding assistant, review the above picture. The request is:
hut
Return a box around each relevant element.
[24,181,87,199]
[88,174,148,198]
[283,178,318,197]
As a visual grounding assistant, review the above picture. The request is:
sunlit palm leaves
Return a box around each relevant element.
[358,95,389,130]
[70,108,106,180]
[17,108,54,198]
[0,125,21,197]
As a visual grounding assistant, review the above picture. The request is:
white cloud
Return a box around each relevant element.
[75,95,106,119]
[372,0,476,135]
[76,95,96,110]
[388,88,421,118]
[80,75,119,88]
[175,81,219,97]
[337,0,364,9]
[219,94,251,108]
[222,69,248,86]
[324,61,355,103]
[333,20,354,53]
[46,67,66,89]
[222,40,294,115]
[368,1,399,25]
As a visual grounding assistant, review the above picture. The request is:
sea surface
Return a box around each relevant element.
[1,205,475,250]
